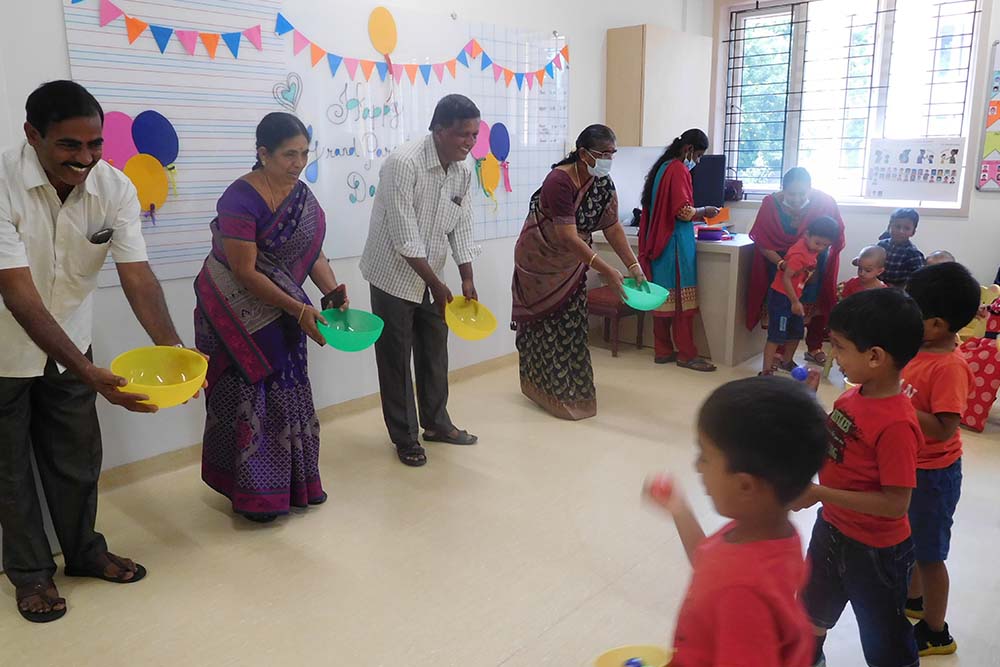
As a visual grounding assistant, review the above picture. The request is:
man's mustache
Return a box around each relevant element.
[62,160,98,169]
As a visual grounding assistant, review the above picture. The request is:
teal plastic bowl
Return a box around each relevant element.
[317,308,385,352]
[621,278,669,311]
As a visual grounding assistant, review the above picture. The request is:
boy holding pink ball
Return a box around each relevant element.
[644,376,828,666]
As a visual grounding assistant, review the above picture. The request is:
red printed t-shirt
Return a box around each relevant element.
[671,522,814,667]
[839,276,887,300]
[901,350,973,469]
[820,387,921,547]
[771,238,817,299]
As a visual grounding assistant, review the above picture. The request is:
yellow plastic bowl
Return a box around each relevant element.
[445,297,498,341]
[110,346,208,409]
[594,645,673,667]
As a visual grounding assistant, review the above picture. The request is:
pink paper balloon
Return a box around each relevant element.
[471,120,491,160]
[103,111,138,170]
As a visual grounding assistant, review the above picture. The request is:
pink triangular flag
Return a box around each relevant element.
[526,73,534,90]
[175,30,198,55]
[392,63,404,83]
[492,63,503,82]
[464,40,475,56]
[293,30,310,56]
[554,54,563,70]
[432,63,445,82]
[99,0,124,27]
[242,25,262,51]
[344,58,359,80]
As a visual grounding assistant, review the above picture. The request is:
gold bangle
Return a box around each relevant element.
[628,262,641,271]
[588,252,599,267]
[297,303,307,324]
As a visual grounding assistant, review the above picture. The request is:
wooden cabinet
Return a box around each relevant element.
[605,24,713,148]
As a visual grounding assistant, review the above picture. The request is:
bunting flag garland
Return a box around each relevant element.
[275,13,567,90]
[90,0,261,59]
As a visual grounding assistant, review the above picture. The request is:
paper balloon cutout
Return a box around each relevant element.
[102,111,137,169]
[369,7,397,55]
[132,110,179,166]
[489,123,513,193]
[481,153,501,200]
[123,154,168,220]
[471,121,491,160]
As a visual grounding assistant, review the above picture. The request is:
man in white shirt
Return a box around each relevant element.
[360,95,481,467]
[0,81,189,623]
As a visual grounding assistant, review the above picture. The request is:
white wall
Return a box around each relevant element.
[0,0,713,471]
[712,0,1000,287]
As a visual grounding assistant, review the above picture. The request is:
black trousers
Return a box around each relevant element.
[0,354,107,588]
[370,285,454,447]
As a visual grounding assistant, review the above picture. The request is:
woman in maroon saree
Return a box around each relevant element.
[746,167,845,365]
[194,113,348,522]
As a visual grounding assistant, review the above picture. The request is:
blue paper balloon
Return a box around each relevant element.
[489,122,511,162]
[132,110,179,166]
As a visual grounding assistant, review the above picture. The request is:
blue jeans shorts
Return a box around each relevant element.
[801,510,918,667]
[909,458,962,562]
[767,288,804,344]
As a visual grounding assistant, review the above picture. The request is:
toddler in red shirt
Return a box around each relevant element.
[791,288,925,667]
[763,216,840,375]
[900,262,981,656]
[645,376,828,667]
[839,245,887,300]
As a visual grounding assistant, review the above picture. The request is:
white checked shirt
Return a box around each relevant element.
[0,142,149,378]
[360,134,480,303]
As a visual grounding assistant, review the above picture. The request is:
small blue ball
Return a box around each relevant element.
[792,366,809,381]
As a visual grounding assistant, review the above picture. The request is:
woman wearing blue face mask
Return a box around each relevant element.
[638,128,719,371]
[511,124,645,420]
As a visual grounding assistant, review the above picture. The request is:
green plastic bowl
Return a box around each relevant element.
[317,308,385,352]
[621,278,669,311]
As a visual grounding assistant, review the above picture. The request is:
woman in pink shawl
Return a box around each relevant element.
[746,167,845,365]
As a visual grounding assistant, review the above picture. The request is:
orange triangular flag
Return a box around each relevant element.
[199,32,220,59]
[404,64,418,84]
[471,40,483,59]
[125,16,149,44]
[445,59,457,78]
[536,70,545,87]
[310,43,325,67]
[360,60,376,81]
[560,45,570,62]
[503,69,514,86]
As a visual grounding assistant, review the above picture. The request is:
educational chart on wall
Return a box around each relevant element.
[977,40,1000,192]
[864,138,964,202]
[62,0,570,285]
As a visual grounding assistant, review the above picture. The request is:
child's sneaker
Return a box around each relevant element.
[914,619,957,656]
[905,595,925,620]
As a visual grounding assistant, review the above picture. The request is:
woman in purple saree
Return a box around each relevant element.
[194,113,348,523]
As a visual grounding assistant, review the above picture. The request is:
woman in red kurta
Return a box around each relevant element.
[746,168,845,364]
[638,129,720,371]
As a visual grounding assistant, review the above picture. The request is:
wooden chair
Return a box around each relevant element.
[588,286,645,357]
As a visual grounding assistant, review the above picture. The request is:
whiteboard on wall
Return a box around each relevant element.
[62,0,569,285]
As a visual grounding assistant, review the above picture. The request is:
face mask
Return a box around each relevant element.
[584,149,612,178]
[684,159,697,171]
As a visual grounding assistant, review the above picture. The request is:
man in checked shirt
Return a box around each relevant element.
[360,94,482,467]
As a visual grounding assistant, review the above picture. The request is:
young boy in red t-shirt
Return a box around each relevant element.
[763,216,840,375]
[900,262,981,656]
[645,376,828,667]
[839,245,887,300]
[791,289,925,667]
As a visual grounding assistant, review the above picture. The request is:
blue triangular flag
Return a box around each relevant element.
[327,53,343,77]
[222,31,241,58]
[419,64,432,84]
[150,25,174,54]
[481,54,493,70]
[456,50,469,67]
[72,0,85,3]
[514,72,524,89]
[275,13,294,36]
[375,61,389,81]
[545,62,555,78]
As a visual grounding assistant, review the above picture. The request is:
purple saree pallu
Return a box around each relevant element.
[194,179,327,517]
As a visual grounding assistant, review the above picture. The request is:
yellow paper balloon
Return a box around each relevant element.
[481,153,501,197]
[369,7,398,55]
[123,154,169,212]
